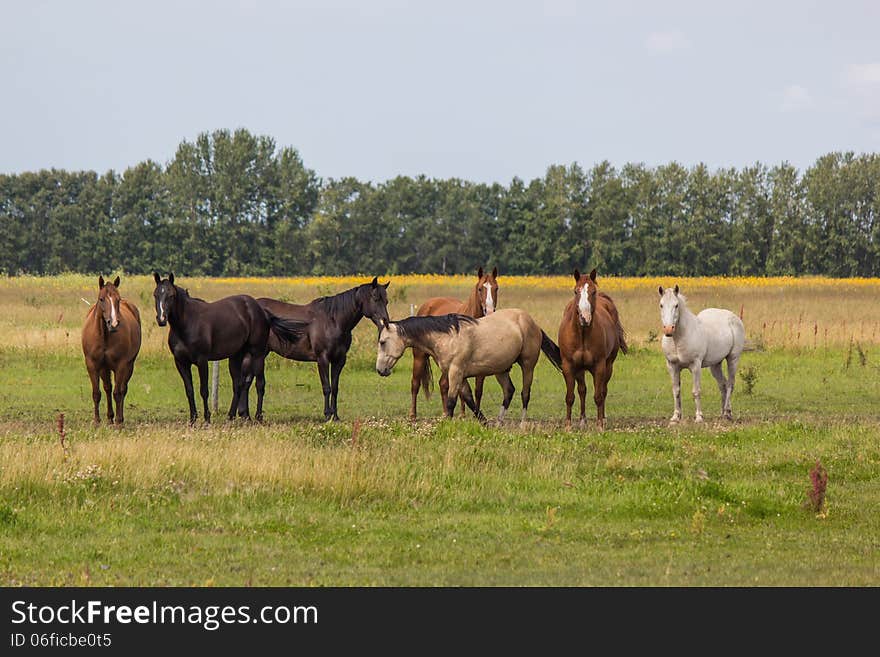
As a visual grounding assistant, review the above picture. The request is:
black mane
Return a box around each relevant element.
[394,314,478,341]
[312,285,362,322]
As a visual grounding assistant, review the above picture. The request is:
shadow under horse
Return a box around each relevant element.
[257,277,390,421]
[153,272,303,424]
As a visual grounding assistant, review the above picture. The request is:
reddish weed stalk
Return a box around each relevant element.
[806,460,828,514]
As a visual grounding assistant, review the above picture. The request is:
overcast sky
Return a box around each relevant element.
[2,0,878,183]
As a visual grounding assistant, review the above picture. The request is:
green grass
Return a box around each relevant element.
[1,344,879,585]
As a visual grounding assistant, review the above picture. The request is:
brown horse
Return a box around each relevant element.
[557,269,627,430]
[410,266,499,419]
[81,276,142,425]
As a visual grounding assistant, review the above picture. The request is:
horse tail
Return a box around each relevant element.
[421,354,434,400]
[540,331,563,372]
[617,321,629,355]
[263,309,310,347]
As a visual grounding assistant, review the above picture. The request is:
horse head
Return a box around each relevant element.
[359,277,391,327]
[572,268,598,327]
[97,275,122,333]
[376,317,405,376]
[153,271,177,327]
[658,285,682,336]
[476,266,499,316]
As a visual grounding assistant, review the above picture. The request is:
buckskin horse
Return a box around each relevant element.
[557,269,628,430]
[377,308,562,427]
[152,272,302,424]
[410,266,499,419]
[81,276,142,425]
[257,277,390,421]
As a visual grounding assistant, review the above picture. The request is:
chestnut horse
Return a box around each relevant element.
[410,266,499,419]
[81,276,142,425]
[557,269,627,430]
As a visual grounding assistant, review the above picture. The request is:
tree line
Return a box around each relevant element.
[2,128,879,277]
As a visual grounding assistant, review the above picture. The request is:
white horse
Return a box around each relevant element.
[658,285,745,423]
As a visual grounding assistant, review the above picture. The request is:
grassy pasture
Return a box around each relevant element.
[0,275,879,585]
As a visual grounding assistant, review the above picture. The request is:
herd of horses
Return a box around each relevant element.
[81,268,746,429]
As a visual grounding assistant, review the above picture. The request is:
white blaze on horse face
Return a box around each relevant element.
[578,287,592,325]
[483,283,495,314]
[110,298,119,328]
[660,290,679,336]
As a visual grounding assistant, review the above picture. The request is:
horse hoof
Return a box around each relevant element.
[669,418,680,426]
[694,416,704,424]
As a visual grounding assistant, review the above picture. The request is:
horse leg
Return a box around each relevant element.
[113,360,134,426]
[690,360,704,423]
[667,362,682,424]
[253,353,267,423]
[227,354,243,420]
[458,379,474,418]
[474,376,485,417]
[438,371,450,417]
[329,356,346,422]
[175,359,198,425]
[494,370,515,424]
[709,363,727,418]
[457,380,486,423]
[519,362,535,429]
[562,363,576,429]
[576,371,587,429]
[237,352,254,419]
[724,354,739,420]
[599,358,615,430]
[591,360,608,431]
[317,356,332,421]
[410,348,427,420]
[444,368,464,419]
[100,369,114,423]
[88,365,102,424]
[197,360,211,424]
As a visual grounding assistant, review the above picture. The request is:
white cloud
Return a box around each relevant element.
[779,84,813,112]
[846,62,880,87]
[843,62,880,124]
[645,30,690,54]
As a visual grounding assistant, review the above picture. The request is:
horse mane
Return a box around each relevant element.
[175,286,206,304]
[311,285,362,322]
[394,314,478,341]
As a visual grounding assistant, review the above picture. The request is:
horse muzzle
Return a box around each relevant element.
[579,313,592,328]
[156,315,167,327]
[377,367,392,377]
[106,320,119,333]
[662,325,675,336]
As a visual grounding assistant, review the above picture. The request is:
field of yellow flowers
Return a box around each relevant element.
[4,274,880,355]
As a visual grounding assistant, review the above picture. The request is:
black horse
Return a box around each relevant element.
[153,272,302,424]
[257,277,390,421]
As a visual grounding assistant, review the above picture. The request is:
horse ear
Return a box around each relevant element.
[371,276,378,287]
[674,284,679,295]
[113,276,120,288]
[169,272,175,285]
[477,266,484,278]
[589,268,597,282]
[491,266,498,279]
[153,272,161,285]
[381,317,389,328]
[383,281,390,289]
[658,286,664,296]
[98,276,105,289]
[573,269,581,283]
